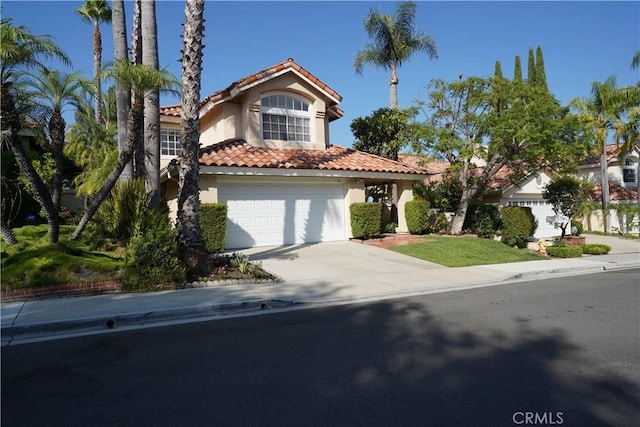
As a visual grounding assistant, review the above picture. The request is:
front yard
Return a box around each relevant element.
[390,235,545,267]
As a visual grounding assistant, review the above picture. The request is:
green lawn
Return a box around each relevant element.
[1,225,124,290]
[390,235,546,267]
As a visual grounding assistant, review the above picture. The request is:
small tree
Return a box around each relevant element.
[542,176,590,237]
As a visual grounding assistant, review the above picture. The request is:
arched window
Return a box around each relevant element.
[261,94,311,142]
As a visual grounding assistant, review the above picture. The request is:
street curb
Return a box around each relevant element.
[3,263,637,345]
[1,298,302,344]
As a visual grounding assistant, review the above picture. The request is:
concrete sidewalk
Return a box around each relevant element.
[2,234,638,346]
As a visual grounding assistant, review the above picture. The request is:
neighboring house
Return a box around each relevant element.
[399,142,640,237]
[160,58,427,249]
[575,143,640,232]
[398,154,561,238]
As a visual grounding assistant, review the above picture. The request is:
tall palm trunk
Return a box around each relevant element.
[111,0,132,180]
[49,113,66,212]
[72,100,143,240]
[389,62,399,108]
[131,0,145,179]
[1,84,59,243]
[177,0,209,277]
[142,0,161,205]
[92,23,103,123]
[600,146,610,233]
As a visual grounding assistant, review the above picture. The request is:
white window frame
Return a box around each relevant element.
[260,94,312,142]
[622,158,637,184]
[161,128,181,157]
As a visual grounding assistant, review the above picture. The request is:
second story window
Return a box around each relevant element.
[161,128,181,157]
[623,158,637,184]
[261,94,311,142]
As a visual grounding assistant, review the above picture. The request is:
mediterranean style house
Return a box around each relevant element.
[399,142,640,237]
[160,58,427,249]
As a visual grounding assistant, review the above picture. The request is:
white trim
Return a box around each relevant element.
[200,165,426,181]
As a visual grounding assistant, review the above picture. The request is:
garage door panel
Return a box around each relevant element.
[219,183,346,248]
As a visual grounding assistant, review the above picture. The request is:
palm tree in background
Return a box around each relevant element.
[354,1,437,108]
[177,0,210,278]
[72,61,179,240]
[20,69,86,213]
[76,0,112,124]
[570,77,630,232]
[0,17,71,244]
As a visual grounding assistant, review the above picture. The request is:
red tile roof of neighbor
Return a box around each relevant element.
[160,58,344,119]
[175,139,426,175]
[580,142,640,165]
[398,154,512,189]
[590,183,638,202]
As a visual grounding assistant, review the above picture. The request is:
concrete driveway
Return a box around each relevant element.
[239,234,640,303]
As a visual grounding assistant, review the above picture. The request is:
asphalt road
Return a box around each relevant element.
[2,269,639,427]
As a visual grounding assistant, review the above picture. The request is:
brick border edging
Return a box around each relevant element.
[1,281,121,303]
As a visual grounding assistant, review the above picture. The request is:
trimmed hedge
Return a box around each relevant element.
[350,202,382,240]
[463,204,501,238]
[501,206,537,248]
[405,199,431,235]
[547,245,583,258]
[200,203,228,253]
[581,243,611,255]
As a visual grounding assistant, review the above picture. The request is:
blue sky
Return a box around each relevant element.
[4,1,639,148]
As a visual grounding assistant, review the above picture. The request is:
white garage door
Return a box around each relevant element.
[218,183,346,248]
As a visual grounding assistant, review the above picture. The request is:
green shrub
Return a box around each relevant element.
[123,206,185,291]
[350,203,382,240]
[383,222,398,233]
[581,243,611,255]
[93,178,149,241]
[463,204,501,238]
[430,212,449,234]
[200,203,228,253]
[571,219,583,236]
[405,199,431,235]
[546,245,583,258]
[501,206,536,248]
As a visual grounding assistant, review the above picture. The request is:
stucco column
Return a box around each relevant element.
[396,180,415,233]
[346,179,366,238]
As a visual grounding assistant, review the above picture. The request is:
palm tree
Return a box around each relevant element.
[111,0,133,180]
[354,1,437,108]
[20,69,85,212]
[142,0,161,205]
[0,18,70,244]
[76,0,111,124]
[570,77,627,232]
[177,0,210,277]
[65,108,118,198]
[72,61,179,240]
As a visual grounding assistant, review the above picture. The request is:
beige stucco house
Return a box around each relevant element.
[160,58,426,249]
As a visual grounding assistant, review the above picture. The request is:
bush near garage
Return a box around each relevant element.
[200,203,228,253]
[350,202,383,240]
[405,199,431,235]
[501,206,537,248]
[123,206,186,291]
[581,243,611,255]
[463,204,501,238]
[546,245,583,258]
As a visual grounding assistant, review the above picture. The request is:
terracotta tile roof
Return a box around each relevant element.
[590,183,638,202]
[580,142,640,165]
[398,154,513,188]
[173,139,426,175]
[160,58,344,119]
